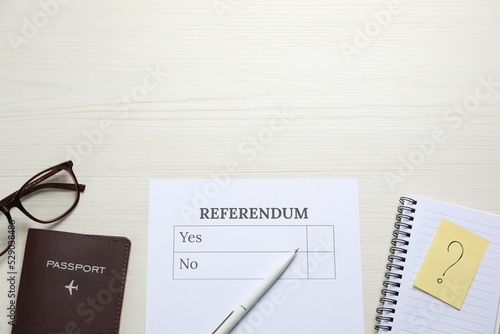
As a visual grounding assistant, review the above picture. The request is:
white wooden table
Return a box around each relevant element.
[1,1,500,333]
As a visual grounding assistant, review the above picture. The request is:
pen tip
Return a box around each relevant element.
[294,248,299,253]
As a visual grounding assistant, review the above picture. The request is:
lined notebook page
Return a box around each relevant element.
[384,196,500,334]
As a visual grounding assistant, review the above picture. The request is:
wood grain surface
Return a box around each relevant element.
[1,1,500,332]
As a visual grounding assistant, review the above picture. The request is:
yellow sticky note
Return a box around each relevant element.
[413,218,489,309]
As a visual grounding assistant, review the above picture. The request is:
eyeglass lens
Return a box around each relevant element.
[19,167,79,222]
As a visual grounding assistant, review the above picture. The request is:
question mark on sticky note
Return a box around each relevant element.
[414,219,488,309]
[437,240,464,284]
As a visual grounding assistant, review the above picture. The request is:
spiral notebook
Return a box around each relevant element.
[375,195,500,333]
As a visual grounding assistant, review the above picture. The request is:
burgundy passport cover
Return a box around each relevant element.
[12,229,131,334]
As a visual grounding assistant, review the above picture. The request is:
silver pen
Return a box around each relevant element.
[212,248,299,334]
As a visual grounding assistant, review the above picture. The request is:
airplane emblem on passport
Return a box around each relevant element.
[65,280,78,295]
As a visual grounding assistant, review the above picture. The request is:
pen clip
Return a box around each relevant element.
[212,310,234,334]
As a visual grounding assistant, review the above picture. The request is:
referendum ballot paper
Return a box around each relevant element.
[146,179,364,333]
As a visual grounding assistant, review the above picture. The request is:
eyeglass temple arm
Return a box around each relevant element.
[19,183,86,198]
[0,183,85,207]
[21,163,85,195]
[25,165,68,187]
[0,163,85,206]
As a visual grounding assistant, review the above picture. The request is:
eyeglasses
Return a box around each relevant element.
[0,161,85,257]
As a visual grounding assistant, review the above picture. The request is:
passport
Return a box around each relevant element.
[12,229,131,334]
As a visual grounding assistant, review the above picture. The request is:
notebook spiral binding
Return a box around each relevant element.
[374,196,418,331]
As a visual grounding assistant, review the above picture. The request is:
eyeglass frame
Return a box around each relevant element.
[0,160,86,257]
